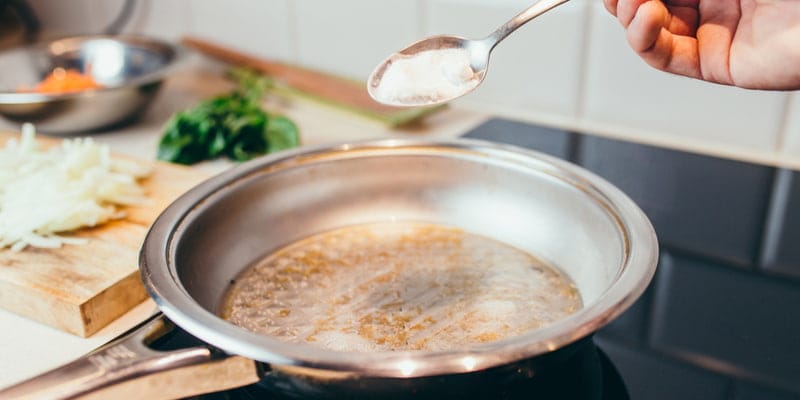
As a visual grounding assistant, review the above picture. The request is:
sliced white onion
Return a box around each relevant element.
[0,123,151,251]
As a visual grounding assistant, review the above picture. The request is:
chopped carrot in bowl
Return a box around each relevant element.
[18,68,103,94]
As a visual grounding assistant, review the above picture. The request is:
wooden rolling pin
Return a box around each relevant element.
[181,36,444,127]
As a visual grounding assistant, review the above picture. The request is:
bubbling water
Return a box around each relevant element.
[221,222,581,352]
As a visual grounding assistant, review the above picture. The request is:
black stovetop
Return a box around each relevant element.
[177,338,628,400]
[146,317,628,400]
[192,348,630,400]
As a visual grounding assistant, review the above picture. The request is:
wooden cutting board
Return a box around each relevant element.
[0,133,209,337]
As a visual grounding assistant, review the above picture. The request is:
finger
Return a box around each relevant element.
[628,7,701,80]
[697,1,740,84]
[625,0,669,52]
[603,0,618,17]
[662,0,698,7]
[666,5,698,36]
[616,0,653,28]
[617,0,699,34]
[641,29,702,80]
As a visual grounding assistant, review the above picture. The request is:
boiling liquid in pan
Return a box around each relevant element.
[221,222,581,352]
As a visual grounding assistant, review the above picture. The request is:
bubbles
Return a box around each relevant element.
[222,222,581,352]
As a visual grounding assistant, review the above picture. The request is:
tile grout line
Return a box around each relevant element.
[285,0,300,64]
[573,0,595,122]
[775,92,794,153]
[417,0,428,37]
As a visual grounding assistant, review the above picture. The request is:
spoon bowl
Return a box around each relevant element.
[368,0,570,107]
[367,35,490,107]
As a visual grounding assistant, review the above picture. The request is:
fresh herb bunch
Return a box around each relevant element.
[157,69,299,165]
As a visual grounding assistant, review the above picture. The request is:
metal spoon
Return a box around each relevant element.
[367,0,570,107]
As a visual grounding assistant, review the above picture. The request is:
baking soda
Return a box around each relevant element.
[371,48,481,106]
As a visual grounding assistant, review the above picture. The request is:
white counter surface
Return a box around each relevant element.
[0,57,488,390]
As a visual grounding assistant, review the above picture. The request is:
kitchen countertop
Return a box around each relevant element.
[0,55,489,390]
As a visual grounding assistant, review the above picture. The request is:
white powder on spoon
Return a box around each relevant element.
[371,48,480,106]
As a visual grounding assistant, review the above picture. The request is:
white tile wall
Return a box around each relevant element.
[186,0,294,62]
[292,0,424,81]
[17,0,800,167]
[426,0,588,119]
[122,0,189,40]
[582,3,787,153]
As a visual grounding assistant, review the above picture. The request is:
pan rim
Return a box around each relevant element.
[140,137,658,378]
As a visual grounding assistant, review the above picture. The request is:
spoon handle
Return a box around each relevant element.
[485,0,571,48]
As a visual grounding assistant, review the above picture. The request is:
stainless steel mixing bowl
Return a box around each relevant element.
[0,35,180,134]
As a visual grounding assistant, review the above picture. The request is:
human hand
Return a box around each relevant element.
[603,0,800,90]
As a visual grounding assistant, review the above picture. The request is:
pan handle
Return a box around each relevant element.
[0,313,261,400]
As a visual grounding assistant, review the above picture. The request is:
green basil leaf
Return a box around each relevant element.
[265,115,300,152]
[157,70,299,165]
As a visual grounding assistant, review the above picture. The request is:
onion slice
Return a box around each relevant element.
[0,123,151,251]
